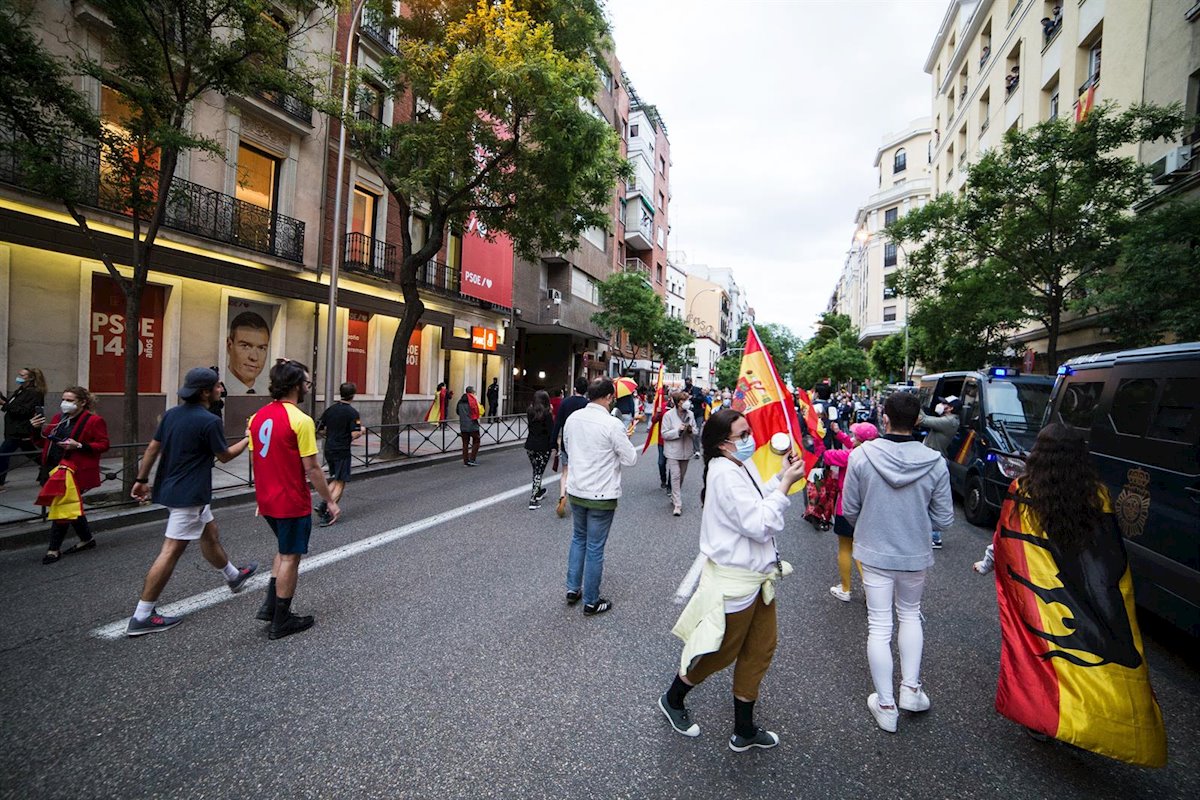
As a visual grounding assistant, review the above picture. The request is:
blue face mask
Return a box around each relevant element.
[733,436,756,462]
[15,376,25,384]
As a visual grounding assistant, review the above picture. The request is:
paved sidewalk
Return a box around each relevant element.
[0,417,532,549]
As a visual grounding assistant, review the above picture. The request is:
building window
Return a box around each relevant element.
[351,186,378,239]
[1049,91,1060,120]
[1086,40,1102,85]
[656,263,663,283]
[883,306,897,322]
[659,155,666,174]
[884,242,898,267]
[883,286,896,299]
[893,148,907,173]
[358,82,385,122]
[236,142,279,211]
[884,207,898,227]
[630,123,639,138]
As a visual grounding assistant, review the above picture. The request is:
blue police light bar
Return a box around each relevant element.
[1057,365,1076,376]
[986,366,1017,378]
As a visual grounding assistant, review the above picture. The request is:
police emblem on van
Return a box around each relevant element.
[1115,468,1151,539]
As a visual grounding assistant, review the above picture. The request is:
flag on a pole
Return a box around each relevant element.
[795,388,826,444]
[730,325,808,494]
[992,484,1167,767]
[643,364,667,453]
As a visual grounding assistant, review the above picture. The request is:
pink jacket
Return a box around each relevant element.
[812,430,854,516]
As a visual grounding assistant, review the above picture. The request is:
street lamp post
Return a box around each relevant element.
[324,0,370,410]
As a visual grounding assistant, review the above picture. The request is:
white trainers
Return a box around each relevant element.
[898,684,931,712]
[867,693,898,733]
[829,585,851,602]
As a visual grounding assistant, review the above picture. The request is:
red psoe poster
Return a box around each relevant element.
[460,212,514,308]
[346,311,370,391]
[89,274,166,393]
[405,324,424,394]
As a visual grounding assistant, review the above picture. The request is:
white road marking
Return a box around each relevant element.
[91,477,560,640]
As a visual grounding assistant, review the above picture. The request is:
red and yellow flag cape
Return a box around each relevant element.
[730,325,810,494]
[424,388,446,423]
[992,481,1167,767]
[642,364,667,453]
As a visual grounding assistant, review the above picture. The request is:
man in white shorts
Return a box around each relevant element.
[126,368,255,636]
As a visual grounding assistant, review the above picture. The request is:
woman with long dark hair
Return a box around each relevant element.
[976,423,1167,766]
[658,409,807,752]
[524,390,556,510]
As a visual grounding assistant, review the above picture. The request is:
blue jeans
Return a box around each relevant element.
[657,443,667,485]
[566,503,615,606]
[0,436,40,485]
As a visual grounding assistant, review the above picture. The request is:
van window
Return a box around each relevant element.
[1058,380,1105,428]
[1110,378,1157,437]
[1147,377,1199,443]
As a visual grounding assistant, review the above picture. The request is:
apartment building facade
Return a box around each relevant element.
[831,120,932,350]
[683,273,725,391]
[923,0,1181,365]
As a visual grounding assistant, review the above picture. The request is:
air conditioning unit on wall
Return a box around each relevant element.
[1150,146,1193,184]
[548,289,562,304]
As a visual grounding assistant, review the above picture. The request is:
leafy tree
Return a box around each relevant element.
[712,322,799,390]
[1086,198,1200,346]
[592,272,665,372]
[803,312,858,352]
[344,0,627,444]
[868,332,906,382]
[653,315,695,373]
[0,0,329,451]
[888,104,1186,369]
[793,343,871,389]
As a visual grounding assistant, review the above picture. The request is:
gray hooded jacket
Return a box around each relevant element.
[842,437,954,571]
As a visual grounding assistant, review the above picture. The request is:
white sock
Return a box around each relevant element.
[134,600,156,621]
[222,562,241,581]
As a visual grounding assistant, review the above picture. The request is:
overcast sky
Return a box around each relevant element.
[605,0,948,339]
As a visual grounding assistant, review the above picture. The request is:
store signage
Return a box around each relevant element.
[471,326,498,351]
[406,324,424,393]
[461,212,514,308]
[89,274,165,393]
[346,311,370,391]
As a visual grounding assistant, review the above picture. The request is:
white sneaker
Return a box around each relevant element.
[898,684,931,712]
[867,693,898,733]
[829,585,851,602]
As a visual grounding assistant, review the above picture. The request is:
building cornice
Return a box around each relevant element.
[873,120,933,167]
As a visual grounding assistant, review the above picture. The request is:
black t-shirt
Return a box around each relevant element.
[152,402,229,508]
[814,383,833,401]
[318,402,361,455]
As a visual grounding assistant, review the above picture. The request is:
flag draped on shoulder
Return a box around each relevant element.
[424,388,445,423]
[992,481,1167,768]
[643,364,667,453]
[730,325,806,494]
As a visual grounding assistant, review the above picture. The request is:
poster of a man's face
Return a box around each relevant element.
[224,300,276,395]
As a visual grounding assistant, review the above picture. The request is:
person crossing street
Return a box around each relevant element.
[316,382,363,526]
[125,368,256,636]
[249,360,340,640]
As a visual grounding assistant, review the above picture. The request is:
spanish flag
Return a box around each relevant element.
[642,364,667,453]
[992,481,1167,767]
[1075,83,1097,122]
[794,388,826,444]
[424,387,446,423]
[731,325,810,494]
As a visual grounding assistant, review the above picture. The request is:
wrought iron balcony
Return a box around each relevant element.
[0,133,305,263]
[418,258,461,296]
[256,82,315,125]
[344,231,396,280]
[351,109,392,158]
[361,7,399,53]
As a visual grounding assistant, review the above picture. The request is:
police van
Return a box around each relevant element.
[1046,343,1199,635]
[918,367,1055,525]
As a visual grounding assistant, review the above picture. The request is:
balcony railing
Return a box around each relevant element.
[418,258,461,296]
[361,7,399,53]
[1042,16,1062,47]
[344,232,396,280]
[0,133,305,263]
[1078,72,1100,96]
[623,257,649,276]
[351,108,392,158]
[256,82,315,125]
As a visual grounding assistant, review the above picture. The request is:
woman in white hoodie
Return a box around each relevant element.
[657,409,807,752]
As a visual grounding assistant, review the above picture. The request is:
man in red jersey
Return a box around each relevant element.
[248,360,340,640]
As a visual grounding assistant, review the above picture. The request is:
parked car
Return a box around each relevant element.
[918,367,1055,525]
[1045,343,1200,636]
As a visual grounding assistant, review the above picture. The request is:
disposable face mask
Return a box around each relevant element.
[61,401,79,415]
[15,376,25,384]
[682,401,692,411]
[734,436,756,462]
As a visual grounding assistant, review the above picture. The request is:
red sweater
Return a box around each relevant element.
[36,412,111,492]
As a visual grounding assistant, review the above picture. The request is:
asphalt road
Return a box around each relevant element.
[1,446,1196,800]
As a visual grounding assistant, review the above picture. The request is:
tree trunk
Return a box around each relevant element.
[1046,306,1062,373]
[378,255,428,458]
[121,280,144,493]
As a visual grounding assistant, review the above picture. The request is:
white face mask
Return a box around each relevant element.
[682,401,692,411]
[61,400,79,416]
